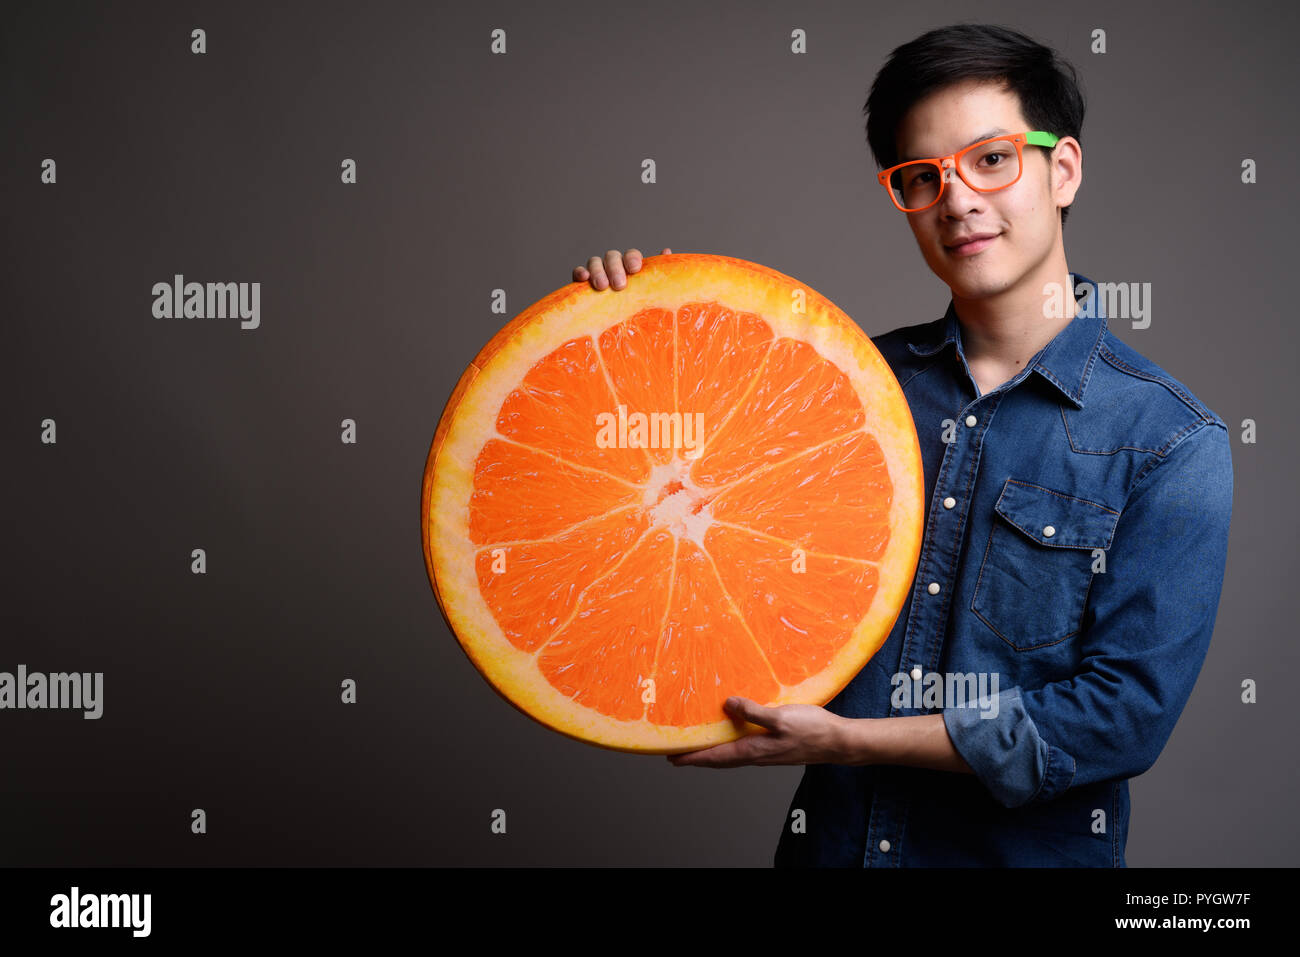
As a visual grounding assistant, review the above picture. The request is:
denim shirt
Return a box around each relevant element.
[774,273,1234,867]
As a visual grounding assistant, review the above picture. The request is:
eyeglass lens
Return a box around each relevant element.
[889,139,1020,211]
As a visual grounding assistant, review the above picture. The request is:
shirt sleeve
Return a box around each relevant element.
[942,422,1234,809]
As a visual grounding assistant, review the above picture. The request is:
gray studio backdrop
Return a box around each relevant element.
[3,0,1295,866]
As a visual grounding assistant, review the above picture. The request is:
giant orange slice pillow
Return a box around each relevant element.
[421,254,923,753]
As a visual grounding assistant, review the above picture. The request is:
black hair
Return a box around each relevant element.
[864,23,1086,226]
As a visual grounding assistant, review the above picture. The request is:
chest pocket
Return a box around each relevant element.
[972,479,1120,651]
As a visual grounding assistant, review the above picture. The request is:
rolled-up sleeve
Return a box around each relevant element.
[944,422,1234,808]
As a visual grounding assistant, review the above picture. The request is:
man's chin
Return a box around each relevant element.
[924,248,1006,295]
[943,271,1004,300]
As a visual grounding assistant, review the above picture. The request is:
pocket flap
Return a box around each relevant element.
[993,479,1120,549]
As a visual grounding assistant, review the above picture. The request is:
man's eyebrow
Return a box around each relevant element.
[899,129,1010,163]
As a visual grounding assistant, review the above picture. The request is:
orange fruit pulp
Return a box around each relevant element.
[422,254,923,753]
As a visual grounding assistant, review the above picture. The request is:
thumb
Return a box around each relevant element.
[724,696,780,728]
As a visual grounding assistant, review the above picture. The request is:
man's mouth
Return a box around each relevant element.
[945,232,1000,256]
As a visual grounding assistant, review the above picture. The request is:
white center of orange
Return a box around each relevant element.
[642,456,715,545]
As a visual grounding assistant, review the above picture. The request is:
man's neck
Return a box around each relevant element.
[951,258,1077,396]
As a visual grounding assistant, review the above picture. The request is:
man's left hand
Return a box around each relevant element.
[667,696,847,767]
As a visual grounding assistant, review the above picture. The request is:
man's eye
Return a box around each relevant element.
[980,151,1011,167]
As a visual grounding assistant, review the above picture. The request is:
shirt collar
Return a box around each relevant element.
[905,272,1108,409]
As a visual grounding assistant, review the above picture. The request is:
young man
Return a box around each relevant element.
[573,23,1233,867]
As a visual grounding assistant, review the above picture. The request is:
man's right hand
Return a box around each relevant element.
[573,248,672,291]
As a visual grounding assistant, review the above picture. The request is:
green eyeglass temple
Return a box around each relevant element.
[1025,130,1060,147]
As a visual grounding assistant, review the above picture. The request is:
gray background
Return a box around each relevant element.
[2,0,1294,866]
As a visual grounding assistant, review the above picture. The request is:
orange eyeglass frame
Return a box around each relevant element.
[877,130,1061,213]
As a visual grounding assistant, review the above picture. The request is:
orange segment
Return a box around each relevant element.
[674,302,775,456]
[536,526,676,722]
[497,334,652,484]
[707,429,894,562]
[705,523,880,687]
[648,537,781,727]
[477,505,651,653]
[468,439,642,544]
[689,336,867,488]
[596,307,678,468]
[423,254,924,754]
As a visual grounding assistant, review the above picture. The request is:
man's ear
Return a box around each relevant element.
[1048,136,1083,213]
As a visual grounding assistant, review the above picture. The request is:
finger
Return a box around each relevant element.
[573,264,589,282]
[724,696,782,730]
[625,248,643,273]
[669,739,755,769]
[604,249,628,290]
[586,255,608,290]
[661,248,672,255]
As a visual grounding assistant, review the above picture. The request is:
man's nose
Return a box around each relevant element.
[936,163,985,215]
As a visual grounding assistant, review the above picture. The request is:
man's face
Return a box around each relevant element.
[893,78,1077,299]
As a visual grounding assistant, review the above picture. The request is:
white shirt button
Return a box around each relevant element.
[943,496,956,509]
[965,414,977,427]
[910,666,922,680]
[879,839,891,853]
[927,582,940,595]
[1043,525,1056,537]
